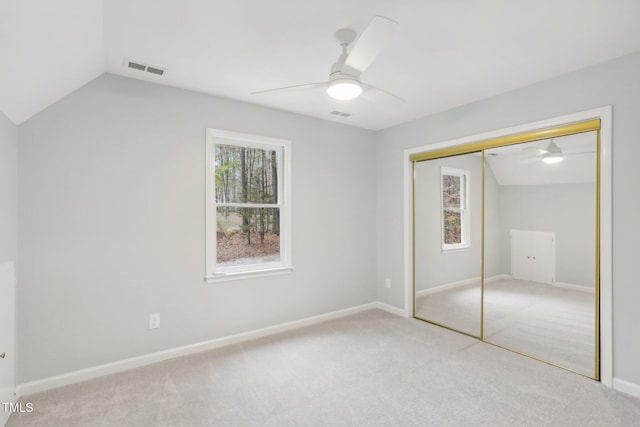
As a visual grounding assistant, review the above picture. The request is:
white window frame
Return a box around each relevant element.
[205,128,292,282]
[440,166,470,251]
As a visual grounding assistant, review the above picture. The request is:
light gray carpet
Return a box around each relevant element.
[415,283,482,337]
[484,279,595,376]
[7,309,640,427]
[415,278,595,376]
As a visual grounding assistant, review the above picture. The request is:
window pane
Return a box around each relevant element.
[443,210,462,244]
[216,207,281,267]
[215,144,279,204]
[442,175,461,208]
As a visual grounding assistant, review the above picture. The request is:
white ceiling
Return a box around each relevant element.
[2,1,640,129]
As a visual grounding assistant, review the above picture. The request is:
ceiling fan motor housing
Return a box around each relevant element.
[329,39,361,80]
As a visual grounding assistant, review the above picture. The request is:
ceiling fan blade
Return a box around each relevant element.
[522,146,548,154]
[251,82,327,95]
[519,157,540,164]
[343,15,398,74]
[360,83,405,106]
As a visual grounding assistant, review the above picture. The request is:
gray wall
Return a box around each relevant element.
[0,111,18,265]
[17,74,376,383]
[483,163,503,279]
[414,157,593,288]
[414,154,483,290]
[375,51,640,385]
[497,183,596,288]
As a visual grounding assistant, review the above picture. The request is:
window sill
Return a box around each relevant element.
[205,266,294,283]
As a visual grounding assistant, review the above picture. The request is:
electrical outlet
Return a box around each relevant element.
[149,313,160,329]
[385,278,391,289]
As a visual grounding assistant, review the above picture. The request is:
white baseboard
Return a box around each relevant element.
[553,282,595,293]
[484,276,594,294]
[613,378,640,399]
[416,276,481,297]
[16,302,387,397]
[375,301,407,317]
[484,274,512,283]
[415,274,514,298]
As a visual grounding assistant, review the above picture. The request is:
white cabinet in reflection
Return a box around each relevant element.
[509,229,555,284]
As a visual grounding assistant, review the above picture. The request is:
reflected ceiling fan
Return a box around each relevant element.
[522,139,595,164]
[524,140,565,164]
[252,15,404,105]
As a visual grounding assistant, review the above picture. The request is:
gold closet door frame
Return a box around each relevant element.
[411,118,601,380]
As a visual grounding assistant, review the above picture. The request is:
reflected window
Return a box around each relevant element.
[441,167,470,250]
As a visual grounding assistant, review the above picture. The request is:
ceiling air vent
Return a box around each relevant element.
[127,61,146,71]
[125,59,167,76]
[146,66,165,76]
[330,110,351,118]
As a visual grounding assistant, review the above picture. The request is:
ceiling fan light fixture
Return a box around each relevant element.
[542,151,564,164]
[327,79,362,100]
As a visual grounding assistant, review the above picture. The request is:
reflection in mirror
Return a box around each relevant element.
[483,132,597,377]
[414,153,482,337]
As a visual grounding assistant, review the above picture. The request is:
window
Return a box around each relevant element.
[206,129,291,281]
[441,167,470,251]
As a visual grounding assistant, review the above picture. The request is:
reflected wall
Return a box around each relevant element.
[413,153,482,337]
[483,133,597,377]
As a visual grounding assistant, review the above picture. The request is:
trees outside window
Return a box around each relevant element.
[441,167,470,250]
[206,129,291,280]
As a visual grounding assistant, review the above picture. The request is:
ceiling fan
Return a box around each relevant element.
[525,139,565,164]
[522,139,595,164]
[252,15,404,105]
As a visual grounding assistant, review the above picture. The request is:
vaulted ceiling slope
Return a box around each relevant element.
[2,0,640,129]
[0,0,105,125]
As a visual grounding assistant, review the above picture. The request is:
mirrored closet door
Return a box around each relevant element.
[413,152,482,337]
[412,120,600,379]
